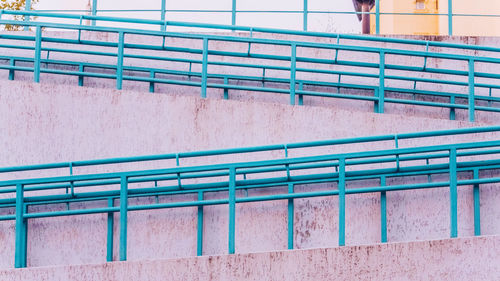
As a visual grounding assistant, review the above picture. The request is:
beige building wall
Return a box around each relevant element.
[370,0,500,36]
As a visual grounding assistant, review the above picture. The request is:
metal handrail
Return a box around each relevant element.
[3,9,500,53]
[0,12,499,123]
[1,126,500,267]
[1,125,499,175]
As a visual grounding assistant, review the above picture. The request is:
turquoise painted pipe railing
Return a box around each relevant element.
[1,126,500,268]
[0,11,499,122]
[17,0,500,35]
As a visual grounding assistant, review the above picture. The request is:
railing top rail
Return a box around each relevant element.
[1,126,499,177]
[1,10,500,54]
[0,138,499,189]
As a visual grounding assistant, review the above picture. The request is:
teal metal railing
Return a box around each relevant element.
[1,126,500,267]
[18,0,500,35]
[0,11,499,122]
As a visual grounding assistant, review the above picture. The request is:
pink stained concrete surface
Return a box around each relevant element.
[0,236,499,281]
[0,80,500,269]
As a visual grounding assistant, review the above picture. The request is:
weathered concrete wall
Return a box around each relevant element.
[0,32,499,124]
[0,81,499,269]
[1,236,499,280]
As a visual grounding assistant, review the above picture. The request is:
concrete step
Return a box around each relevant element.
[0,236,498,280]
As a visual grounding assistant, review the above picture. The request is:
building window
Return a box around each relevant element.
[416,0,426,10]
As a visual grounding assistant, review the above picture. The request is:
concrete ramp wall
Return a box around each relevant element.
[1,81,499,269]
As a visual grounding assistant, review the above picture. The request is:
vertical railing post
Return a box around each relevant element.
[298,82,304,105]
[119,176,128,261]
[91,0,97,26]
[160,0,166,32]
[378,51,385,113]
[116,32,125,90]
[449,148,458,238]
[149,71,155,93]
[197,191,204,256]
[107,198,114,262]
[473,169,481,236]
[223,77,229,99]
[8,59,15,81]
[375,0,380,35]
[231,0,237,26]
[228,167,236,254]
[34,25,42,83]
[373,88,379,113]
[468,58,475,122]
[175,154,182,188]
[78,64,85,87]
[449,95,456,120]
[287,183,294,250]
[338,158,346,246]
[448,0,453,35]
[380,176,387,243]
[201,38,209,98]
[21,204,28,268]
[24,0,31,31]
[15,184,27,268]
[290,43,297,105]
[303,0,308,31]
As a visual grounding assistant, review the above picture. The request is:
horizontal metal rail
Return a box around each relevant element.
[1,125,499,175]
[2,10,500,52]
[4,1,500,35]
[1,126,500,267]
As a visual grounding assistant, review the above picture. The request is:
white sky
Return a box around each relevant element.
[34,0,362,33]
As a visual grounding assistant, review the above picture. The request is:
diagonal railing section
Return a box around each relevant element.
[1,126,500,267]
[0,11,499,122]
